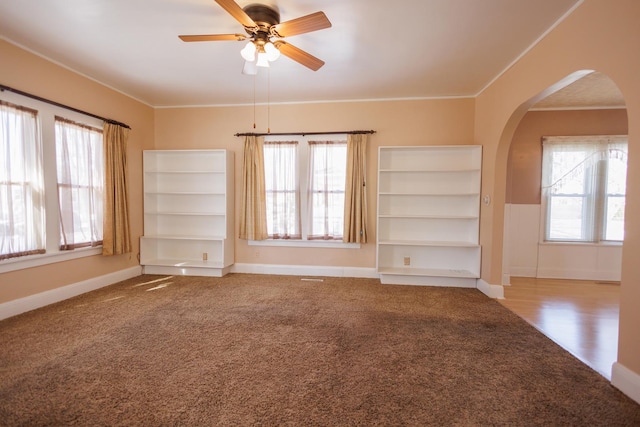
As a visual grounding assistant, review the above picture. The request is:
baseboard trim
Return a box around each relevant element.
[476,279,505,299]
[231,263,379,279]
[508,267,537,278]
[536,268,621,282]
[0,266,142,321]
[612,362,640,405]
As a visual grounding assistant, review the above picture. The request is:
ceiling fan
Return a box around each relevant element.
[179,0,332,73]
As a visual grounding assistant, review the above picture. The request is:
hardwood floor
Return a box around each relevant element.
[499,276,620,380]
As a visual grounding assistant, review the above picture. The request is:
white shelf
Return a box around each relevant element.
[142,234,226,241]
[376,145,482,287]
[141,258,225,269]
[145,191,225,195]
[377,267,477,279]
[379,240,480,247]
[379,168,481,173]
[140,149,234,277]
[144,212,225,216]
[378,214,478,220]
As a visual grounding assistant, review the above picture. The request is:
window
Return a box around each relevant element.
[264,141,300,239]
[0,101,45,260]
[308,141,347,240]
[0,91,104,272]
[55,117,104,249]
[263,135,347,242]
[541,135,627,242]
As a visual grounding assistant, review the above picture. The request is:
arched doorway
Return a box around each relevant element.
[499,71,627,379]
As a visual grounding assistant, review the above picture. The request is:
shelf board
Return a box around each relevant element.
[378,267,478,279]
[379,168,480,173]
[378,192,480,197]
[378,214,478,220]
[141,258,225,268]
[145,170,225,174]
[141,235,226,241]
[144,212,225,216]
[144,191,225,196]
[378,240,479,247]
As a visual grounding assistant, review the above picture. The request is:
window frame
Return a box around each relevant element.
[55,116,104,250]
[0,91,104,274]
[540,135,627,245]
[251,134,359,249]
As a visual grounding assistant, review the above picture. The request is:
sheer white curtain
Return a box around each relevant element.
[542,135,627,242]
[0,101,45,260]
[55,117,104,249]
[308,141,346,240]
[264,141,300,239]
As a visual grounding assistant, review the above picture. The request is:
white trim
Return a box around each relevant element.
[508,267,537,278]
[529,105,626,112]
[231,263,378,279]
[155,95,475,109]
[0,266,141,320]
[0,247,102,274]
[249,240,360,249]
[612,362,640,405]
[476,279,505,299]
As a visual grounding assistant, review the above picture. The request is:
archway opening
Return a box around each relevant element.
[498,70,627,380]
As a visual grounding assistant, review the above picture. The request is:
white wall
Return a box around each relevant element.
[504,204,622,282]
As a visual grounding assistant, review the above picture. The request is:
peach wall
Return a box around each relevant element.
[475,0,640,376]
[507,109,628,204]
[154,99,476,268]
[0,40,154,303]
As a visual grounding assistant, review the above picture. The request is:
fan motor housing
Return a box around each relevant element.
[243,4,280,28]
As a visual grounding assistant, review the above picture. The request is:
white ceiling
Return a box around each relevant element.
[0,0,583,107]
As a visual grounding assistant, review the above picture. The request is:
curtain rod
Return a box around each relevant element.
[234,130,376,137]
[0,84,131,129]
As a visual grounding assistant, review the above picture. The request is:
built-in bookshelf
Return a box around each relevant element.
[376,145,482,287]
[140,150,234,277]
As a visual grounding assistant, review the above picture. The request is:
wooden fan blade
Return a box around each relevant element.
[275,41,325,71]
[272,11,331,38]
[179,34,247,42]
[215,0,258,29]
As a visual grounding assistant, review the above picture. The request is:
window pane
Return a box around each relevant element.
[308,142,346,240]
[604,196,625,241]
[264,142,300,239]
[603,146,627,241]
[55,118,104,249]
[548,196,586,240]
[0,102,45,259]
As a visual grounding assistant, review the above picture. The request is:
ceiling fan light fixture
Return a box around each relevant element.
[264,42,280,61]
[240,41,257,61]
[256,51,270,68]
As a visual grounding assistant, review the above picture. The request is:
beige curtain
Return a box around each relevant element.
[343,133,368,243]
[239,135,268,240]
[102,122,131,255]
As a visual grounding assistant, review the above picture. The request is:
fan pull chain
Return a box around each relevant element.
[267,68,271,134]
[252,73,256,129]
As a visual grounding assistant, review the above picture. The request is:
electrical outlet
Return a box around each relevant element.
[203,252,208,261]
[403,256,411,266]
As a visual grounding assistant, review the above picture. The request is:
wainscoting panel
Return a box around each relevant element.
[505,204,540,278]
[504,204,622,282]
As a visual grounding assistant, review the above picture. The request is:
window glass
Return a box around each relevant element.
[542,136,627,243]
[55,117,104,249]
[0,101,45,260]
[263,135,347,241]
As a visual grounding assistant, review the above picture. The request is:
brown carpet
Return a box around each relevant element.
[1,274,639,426]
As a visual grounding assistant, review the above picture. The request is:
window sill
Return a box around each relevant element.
[248,239,361,249]
[0,247,103,274]
[540,241,622,247]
